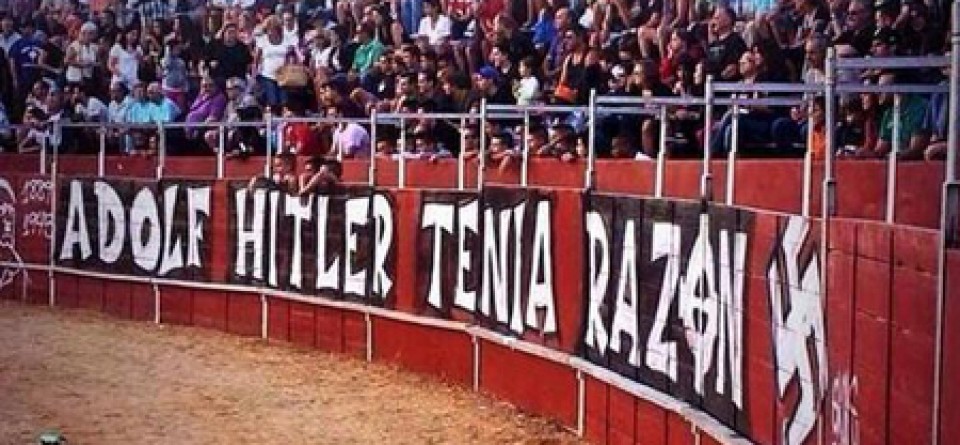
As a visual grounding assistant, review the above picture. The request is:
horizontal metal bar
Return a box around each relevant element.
[596,107,662,116]
[714,97,806,107]
[485,104,585,113]
[596,96,706,106]
[379,112,482,120]
[835,83,949,94]
[835,55,950,69]
[274,116,369,125]
[712,82,822,94]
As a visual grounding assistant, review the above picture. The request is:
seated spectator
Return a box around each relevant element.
[160,39,189,111]
[859,73,928,158]
[248,152,298,194]
[487,131,518,170]
[539,122,579,162]
[66,83,106,122]
[808,97,827,160]
[407,129,453,161]
[513,56,540,106]
[127,82,180,124]
[185,76,227,136]
[203,76,248,152]
[24,80,50,114]
[376,133,399,157]
[17,107,48,153]
[281,104,320,155]
[525,125,549,158]
[415,0,452,46]
[226,96,267,158]
[327,105,370,158]
[299,156,342,195]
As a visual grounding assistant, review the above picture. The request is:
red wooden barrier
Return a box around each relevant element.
[0,160,956,445]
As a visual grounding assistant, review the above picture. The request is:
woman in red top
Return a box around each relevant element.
[281,105,321,156]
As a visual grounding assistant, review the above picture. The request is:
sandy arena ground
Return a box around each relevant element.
[0,300,582,444]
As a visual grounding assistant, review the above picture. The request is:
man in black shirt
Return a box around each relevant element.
[833,0,875,55]
[206,23,253,87]
[473,66,514,105]
[705,6,747,81]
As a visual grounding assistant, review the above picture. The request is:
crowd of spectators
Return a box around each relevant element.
[0,0,952,163]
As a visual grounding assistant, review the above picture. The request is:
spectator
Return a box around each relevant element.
[17,106,48,153]
[160,39,189,110]
[108,26,142,88]
[0,15,21,54]
[352,23,385,75]
[834,0,874,54]
[64,21,98,90]
[255,16,295,108]
[66,82,106,122]
[327,105,370,158]
[553,27,598,104]
[514,55,540,105]
[416,0,452,46]
[248,152,298,194]
[405,129,451,161]
[185,75,227,137]
[474,65,513,104]
[706,6,747,81]
[299,156,342,195]
[281,103,320,155]
[206,22,252,86]
[8,22,43,99]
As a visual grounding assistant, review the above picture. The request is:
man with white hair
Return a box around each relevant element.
[64,21,98,87]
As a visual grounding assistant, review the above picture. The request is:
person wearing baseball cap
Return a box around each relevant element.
[475,65,512,104]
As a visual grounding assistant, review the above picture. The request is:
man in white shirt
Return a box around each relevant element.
[326,106,370,158]
[415,0,452,46]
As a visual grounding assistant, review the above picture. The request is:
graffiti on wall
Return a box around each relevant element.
[830,370,860,445]
[579,195,750,424]
[20,179,53,239]
[416,188,557,337]
[0,178,24,291]
[57,179,213,279]
[768,215,827,445]
[228,183,396,304]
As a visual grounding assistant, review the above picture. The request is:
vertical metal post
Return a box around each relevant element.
[369,110,378,187]
[725,103,740,206]
[156,121,166,180]
[365,311,373,362]
[702,76,715,200]
[802,100,814,218]
[887,95,902,224]
[457,117,466,190]
[655,105,668,198]
[48,123,59,307]
[933,4,960,443]
[478,99,488,191]
[824,48,838,218]
[39,133,47,175]
[398,116,407,189]
[585,89,598,190]
[264,113,274,178]
[216,123,225,179]
[98,124,106,177]
[276,117,286,155]
[521,108,530,187]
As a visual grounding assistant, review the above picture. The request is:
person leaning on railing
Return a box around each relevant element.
[299,155,342,196]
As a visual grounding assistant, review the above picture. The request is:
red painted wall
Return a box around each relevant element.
[0,157,954,445]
